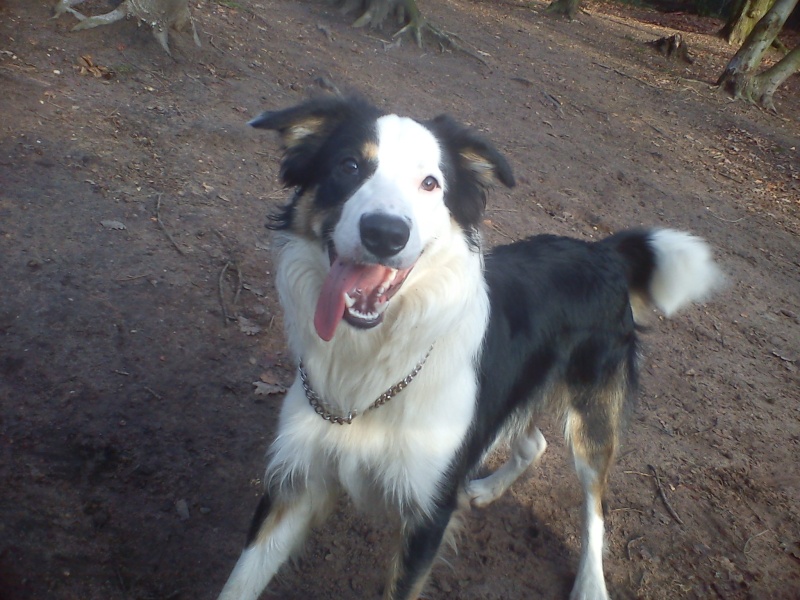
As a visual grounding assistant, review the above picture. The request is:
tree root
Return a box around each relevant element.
[332,0,488,63]
[544,0,581,20]
[393,16,488,64]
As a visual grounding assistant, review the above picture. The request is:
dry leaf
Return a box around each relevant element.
[238,316,261,336]
[253,381,286,396]
[76,55,114,80]
[100,220,126,230]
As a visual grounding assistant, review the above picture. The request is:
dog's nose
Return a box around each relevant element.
[359,213,411,259]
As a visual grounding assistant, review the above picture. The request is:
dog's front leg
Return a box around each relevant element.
[218,484,335,600]
[384,496,458,600]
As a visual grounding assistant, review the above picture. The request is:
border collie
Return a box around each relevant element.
[218,96,722,600]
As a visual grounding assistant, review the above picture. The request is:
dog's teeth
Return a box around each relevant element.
[376,302,389,315]
[377,269,398,297]
[350,308,379,321]
[344,293,355,308]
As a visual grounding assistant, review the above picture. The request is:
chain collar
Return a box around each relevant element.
[299,345,434,425]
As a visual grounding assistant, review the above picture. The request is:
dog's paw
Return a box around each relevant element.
[465,477,505,508]
[569,575,610,600]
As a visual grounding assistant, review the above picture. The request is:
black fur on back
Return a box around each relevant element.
[455,233,651,478]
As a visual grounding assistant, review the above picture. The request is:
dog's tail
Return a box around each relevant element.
[605,228,724,323]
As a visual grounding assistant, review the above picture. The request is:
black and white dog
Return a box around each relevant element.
[218,96,721,600]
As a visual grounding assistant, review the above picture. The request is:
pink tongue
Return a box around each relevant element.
[314,259,387,341]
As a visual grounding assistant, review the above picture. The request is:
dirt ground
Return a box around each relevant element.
[1,0,799,598]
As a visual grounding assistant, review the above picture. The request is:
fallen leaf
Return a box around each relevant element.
[75,55,114,79]
[100,220,126,230]
[253,381,286,396]
[238,316,261,336]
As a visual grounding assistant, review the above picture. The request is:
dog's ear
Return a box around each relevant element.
[250,96,381,187]
[426,115,515,190]
[425,115,515,231]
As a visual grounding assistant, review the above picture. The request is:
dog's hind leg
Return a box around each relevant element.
[565,377,627,600]
[218,484,335,600]
[466,418,547,508]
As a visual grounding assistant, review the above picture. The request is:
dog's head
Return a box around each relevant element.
[250,96,514,341]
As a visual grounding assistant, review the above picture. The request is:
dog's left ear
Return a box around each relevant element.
[425,115,515,231]
[426,114,515,190]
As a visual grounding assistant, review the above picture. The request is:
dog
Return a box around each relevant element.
[217,95,722,600]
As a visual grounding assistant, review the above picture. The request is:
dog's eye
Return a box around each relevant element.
[421,176,440,192]
[340,158,359,176]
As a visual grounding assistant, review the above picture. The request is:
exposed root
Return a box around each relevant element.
[332,0,488,63]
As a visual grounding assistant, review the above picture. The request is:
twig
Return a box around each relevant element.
[115,273,150,282]
[623,470,654,478]
[232,262,243,311]
[219,262,232,325]
[592,61,659,90]
[156,194,185,255]
[626,535,644,560]
[218,261,242,325]
[648,464,684,525]
[611,507,646,515]
[487,222,515,241]
[743,529,771,555]
[706,207,747,223]
[207,36,226,54]
[145,387,163,401]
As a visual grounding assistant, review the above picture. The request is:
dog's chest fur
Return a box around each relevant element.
[268,228,489,514]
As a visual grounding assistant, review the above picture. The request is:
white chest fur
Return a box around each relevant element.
[267,229,489,515]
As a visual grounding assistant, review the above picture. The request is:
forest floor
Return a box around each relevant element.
[1,0,799,598]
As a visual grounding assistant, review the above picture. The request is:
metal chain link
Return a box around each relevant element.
[299,345,434,425]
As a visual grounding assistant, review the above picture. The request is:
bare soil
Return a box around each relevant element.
[1,1,799,599]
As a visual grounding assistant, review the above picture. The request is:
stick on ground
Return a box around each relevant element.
[648,464,684,525]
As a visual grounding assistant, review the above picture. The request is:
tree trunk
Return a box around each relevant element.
[545,0,581,20]
[716,0,798,102]
[750,44,800,111]
[335,0,408,30]
[719,0,774,45]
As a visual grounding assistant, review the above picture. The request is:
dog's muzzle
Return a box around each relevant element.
[313,213,415,342]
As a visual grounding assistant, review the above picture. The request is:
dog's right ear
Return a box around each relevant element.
[250,96,381,187]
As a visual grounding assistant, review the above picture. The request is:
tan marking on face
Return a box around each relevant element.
[289,189,330,241]
[362,141,379,161]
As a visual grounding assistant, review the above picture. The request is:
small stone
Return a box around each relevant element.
[175,499,190,520]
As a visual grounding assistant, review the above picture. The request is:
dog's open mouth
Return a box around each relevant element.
[314,254,413,341]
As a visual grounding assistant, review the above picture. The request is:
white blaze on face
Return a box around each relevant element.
[314,115,453,341]
[332,115,448,269]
